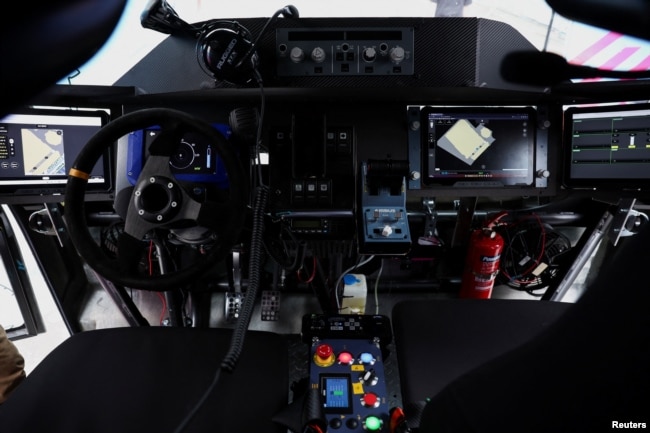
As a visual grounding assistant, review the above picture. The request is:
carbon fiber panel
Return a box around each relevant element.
[116,17,536,93]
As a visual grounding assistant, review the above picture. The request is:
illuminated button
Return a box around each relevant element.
[361,392,380,408]
[338,351,354,365]
[359,352,375,365]
[364,415,383,431]
[314,344,335,367]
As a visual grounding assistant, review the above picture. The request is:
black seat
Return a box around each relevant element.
[0,327,289,433]
[393,298,571,408]
[393,223,650,432]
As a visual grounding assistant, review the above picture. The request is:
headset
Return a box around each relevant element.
[141,0,299,85]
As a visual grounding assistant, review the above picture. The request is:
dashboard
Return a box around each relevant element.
[4,14,650,299]
[2,5,650,432]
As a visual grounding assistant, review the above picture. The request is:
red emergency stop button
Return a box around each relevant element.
[313,343,335,367]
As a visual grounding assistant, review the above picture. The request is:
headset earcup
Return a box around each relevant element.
[199,21,256,84]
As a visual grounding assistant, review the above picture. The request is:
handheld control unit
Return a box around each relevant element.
[302,314,392,432]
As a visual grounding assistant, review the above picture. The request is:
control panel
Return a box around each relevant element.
[276,27,414,77]
[302,314,392,432]
[268,111,358,240]
[359,160,412,254]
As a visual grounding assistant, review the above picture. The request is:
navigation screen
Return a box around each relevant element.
[320,374,353,414]
[421,106,535,187]
[0,109,112,202]
[21,127,67,175]
[564,103,650,189]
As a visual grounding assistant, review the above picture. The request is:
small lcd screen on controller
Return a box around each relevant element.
[321,375,352,413]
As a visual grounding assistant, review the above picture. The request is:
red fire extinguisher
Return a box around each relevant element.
[459,213,507,299]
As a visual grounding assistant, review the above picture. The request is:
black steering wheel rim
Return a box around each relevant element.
[65,107,248,290]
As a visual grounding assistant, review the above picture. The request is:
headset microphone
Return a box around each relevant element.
[140,0,197,37]
[501,50,650,87]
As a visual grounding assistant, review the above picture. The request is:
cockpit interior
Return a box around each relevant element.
[0,0,649,431]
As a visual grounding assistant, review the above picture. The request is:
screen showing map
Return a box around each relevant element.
[0,109,111,202]
[21,127,67,176]
[421,106,535,187]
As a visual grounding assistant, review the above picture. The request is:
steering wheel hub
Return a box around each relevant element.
[133,176,182,223]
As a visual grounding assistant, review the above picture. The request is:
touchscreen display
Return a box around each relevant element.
[421,106,536,187]
[564,103,650,189]
[0,108,111,202]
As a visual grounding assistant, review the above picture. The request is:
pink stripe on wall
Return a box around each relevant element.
[571,31,623,64]
[600,46,640,70]
[631,55,650,71]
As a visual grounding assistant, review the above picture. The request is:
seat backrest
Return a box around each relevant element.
[416,223,650,432]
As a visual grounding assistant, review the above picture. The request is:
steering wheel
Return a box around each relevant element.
[65,108,248,290]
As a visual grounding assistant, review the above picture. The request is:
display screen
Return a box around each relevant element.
[126,124,231,187]
[421,106,535,187]
[0,108,112,203]
[320,374,353,413]
[564,103,650,189]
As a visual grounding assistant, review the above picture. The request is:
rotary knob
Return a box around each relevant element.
[359,369,379,386]
[311,47,326,63]
[290,47,305,63]
[363,47,377,62]
[389,46,405,64]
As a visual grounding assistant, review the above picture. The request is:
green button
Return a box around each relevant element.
[365,415,382,431]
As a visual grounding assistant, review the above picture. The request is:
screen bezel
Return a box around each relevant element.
[562,102,650,190]
[420,106,536,188]
[0,107,113,203]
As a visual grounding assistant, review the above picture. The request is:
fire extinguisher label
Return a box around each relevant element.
[473,275,493,291]
[479,254,501,274]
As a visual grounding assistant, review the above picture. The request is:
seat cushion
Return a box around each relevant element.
[392,298,570,407]
[0,326,288,433]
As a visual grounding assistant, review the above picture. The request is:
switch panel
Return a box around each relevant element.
[276,27,414,77]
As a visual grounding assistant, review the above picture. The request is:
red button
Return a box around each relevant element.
[338,351,354,364]
[362,392,379,408]
[316,344,333,360]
